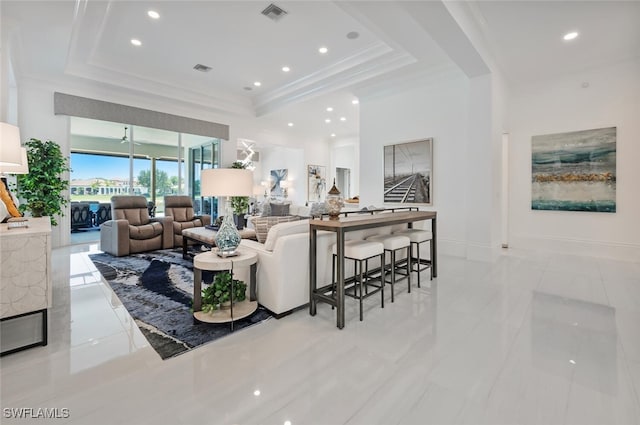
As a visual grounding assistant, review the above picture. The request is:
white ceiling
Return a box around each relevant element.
[2,1,639,145]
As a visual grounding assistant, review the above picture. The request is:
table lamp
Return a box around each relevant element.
[0,147,29,175]
[0,123,23,166]
[201,168,254,256]
[0,147,29,218]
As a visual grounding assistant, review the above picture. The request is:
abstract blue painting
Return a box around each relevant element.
[531,127,616,213]
[270,168,288,198]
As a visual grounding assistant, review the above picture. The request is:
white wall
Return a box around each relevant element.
[508,59,640,261]
[360,71,473,257]
[330,137,359,199]
[17,82,72,247]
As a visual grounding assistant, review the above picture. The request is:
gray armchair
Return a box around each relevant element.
[164,195,211,247]
[100,195,173,256]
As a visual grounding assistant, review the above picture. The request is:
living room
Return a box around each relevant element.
[1,1,639,424]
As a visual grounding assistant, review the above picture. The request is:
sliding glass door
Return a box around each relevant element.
[188,137,220,217]
[70,117,220,219]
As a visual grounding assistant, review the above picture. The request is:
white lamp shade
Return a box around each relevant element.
[253,185,264,196]
[0,123,23,166]
[201,168,254,197]
[0,147,29,174]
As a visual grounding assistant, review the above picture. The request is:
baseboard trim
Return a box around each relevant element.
[510,234,640,262]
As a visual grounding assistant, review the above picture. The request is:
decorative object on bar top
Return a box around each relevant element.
[325,178,344,220]
[280,180,291,200]
[201,167,254,256]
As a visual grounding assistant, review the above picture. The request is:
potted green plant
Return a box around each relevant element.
[201,272,247,313]
[17,138,71,226]
[230,161,249,229]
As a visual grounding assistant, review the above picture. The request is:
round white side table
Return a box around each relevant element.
[192,248,258,330]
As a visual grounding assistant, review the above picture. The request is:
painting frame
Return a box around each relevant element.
[270,168,288,198]
[307,164,327,203]
[383,138,433,206]
[531,127,616,213]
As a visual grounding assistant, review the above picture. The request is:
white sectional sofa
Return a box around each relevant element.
[239,217,412,316]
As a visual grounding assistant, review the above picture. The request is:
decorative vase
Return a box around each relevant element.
[214,212,241,255]
[325,178,344,220]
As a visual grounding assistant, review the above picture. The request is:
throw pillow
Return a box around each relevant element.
[270,203,290,216]
[309,202,327,217]
[260,201,271,217]
[252,215,300,243]
[0,182,21,218]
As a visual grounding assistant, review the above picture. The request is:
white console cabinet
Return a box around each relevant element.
[0,217,52,355]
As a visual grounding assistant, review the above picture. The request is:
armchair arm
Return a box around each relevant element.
[100,219,130,256]
[196,214,212,226]
[151,216,174,249]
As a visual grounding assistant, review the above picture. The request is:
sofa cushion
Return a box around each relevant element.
[252,215,301,243]
[167,206,195,222]
[264,219,310,251]
[129,221,163,240]
[116,208,150,226]
[270,203,290,216]
[290,205,311,217]
[309,202,327,217]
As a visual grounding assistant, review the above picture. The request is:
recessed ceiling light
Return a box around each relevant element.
[318,46,328,54]
[287,122,294,127]
[147,10,160,19]
[330,133,336,137]
[130,38,142,46]
[326,107,333,112]
[325,119,331,123]
[282,66,290,72]
[254,390,261,396]
[340,117,346,121]
[352,99,359,105]
[563,31,579,41]
[254,81,262,87]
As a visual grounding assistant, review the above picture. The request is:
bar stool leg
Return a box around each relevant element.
[358,260,364,321]
[415,242,421,288]
[380,252,385,308]
[407,245,412,293]
[390,250,395,303]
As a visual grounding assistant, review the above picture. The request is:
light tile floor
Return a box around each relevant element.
[1,244,639,425]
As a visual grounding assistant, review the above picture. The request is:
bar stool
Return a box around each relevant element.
[393,229,433,288]
[331,240,385,321]
[365,234,411,302]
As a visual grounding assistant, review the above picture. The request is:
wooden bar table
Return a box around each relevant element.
[309,210,437,329]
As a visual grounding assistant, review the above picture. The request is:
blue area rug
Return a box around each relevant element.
[89,249,272,359]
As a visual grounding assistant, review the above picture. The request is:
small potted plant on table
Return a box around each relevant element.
[201,271,247,312]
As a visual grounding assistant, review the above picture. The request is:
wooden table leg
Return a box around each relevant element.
[193,267,202,312]
[183,236,189,259]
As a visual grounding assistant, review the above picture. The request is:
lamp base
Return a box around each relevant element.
[215,249,239,258]
[214,204,242,254]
